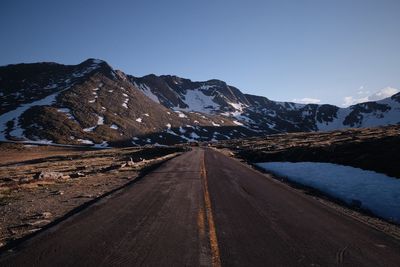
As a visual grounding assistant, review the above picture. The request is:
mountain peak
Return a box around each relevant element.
[1,59,400,147]
[81,58,106,65]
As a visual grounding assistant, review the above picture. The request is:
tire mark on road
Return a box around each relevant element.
[336,245,349,265]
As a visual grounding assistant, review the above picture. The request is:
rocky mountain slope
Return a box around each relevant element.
[0,58,399,146]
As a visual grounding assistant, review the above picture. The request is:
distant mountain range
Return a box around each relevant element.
[0,59,399,146]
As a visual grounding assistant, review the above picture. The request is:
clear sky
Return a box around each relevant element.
[1,0,399,106]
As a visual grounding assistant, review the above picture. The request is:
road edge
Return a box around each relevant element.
[211,147,400,241]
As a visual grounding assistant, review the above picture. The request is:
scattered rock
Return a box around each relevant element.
[51,190,64,195]
[9,228,20,235]
[127,157,135,167]
[29,219,51,226]
[120,163,127,168]
[19,177,33,183]
[35,171,65,180]
[70,172,85,178]
[119,158,138,168]
[75,194,94,199]
[0,144,183,251]
[27,228,42,233]
[41,212,53,219]
[29,212,53,220]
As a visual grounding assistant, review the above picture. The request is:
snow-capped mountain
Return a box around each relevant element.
[129,73,400,132]
[0,59,399,146]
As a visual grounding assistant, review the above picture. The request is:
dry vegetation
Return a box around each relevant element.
[0,143,185,248]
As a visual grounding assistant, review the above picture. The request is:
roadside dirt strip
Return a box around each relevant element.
[1,148,400,266]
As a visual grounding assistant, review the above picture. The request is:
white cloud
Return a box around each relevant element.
[342,87,399,107]
[292,98,321,104]
[342,96,369,107]
[356,86,370,95]
[368,87,399,101]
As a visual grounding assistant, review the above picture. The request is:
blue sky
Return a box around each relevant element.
[1,0,399,106]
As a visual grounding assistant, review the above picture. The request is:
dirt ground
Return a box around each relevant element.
[0,143,86,165]
[0,143,183,248]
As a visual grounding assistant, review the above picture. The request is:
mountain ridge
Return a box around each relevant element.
[0,58,399,146]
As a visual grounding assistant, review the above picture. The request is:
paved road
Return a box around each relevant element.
[1,148,400,266]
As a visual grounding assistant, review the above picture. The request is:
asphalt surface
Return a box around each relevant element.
[1,148,400,266]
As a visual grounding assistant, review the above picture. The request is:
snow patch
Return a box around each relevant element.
[77,139,94,145]
[97,115,104,125]
[228,101,247,112]
[179,126,186,133]
[93,141,109,148]
[256,162,400,223]
[0,86,71,141]
[44,84,58,90]
[122,97,129,108]
[57,108,77,122]
[82,126,94,132]
[83,114,103,132]
[72,61,101,78]
[174,111,187,118]
[175,89,220,114]
[190,132,200,139]
[110,124,119,130]
[135,82,160,103]
[91,59,104,64]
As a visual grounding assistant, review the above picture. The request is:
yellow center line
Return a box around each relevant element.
[197,207,206,238]
[201,150,222,267]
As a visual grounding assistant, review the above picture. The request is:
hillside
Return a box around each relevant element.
[1,59,399,146]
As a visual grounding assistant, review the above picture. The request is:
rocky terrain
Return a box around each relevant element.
[1,58,399,146]
[0,125,399,260]
[0,143,184,248]
[215,125,400,178]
